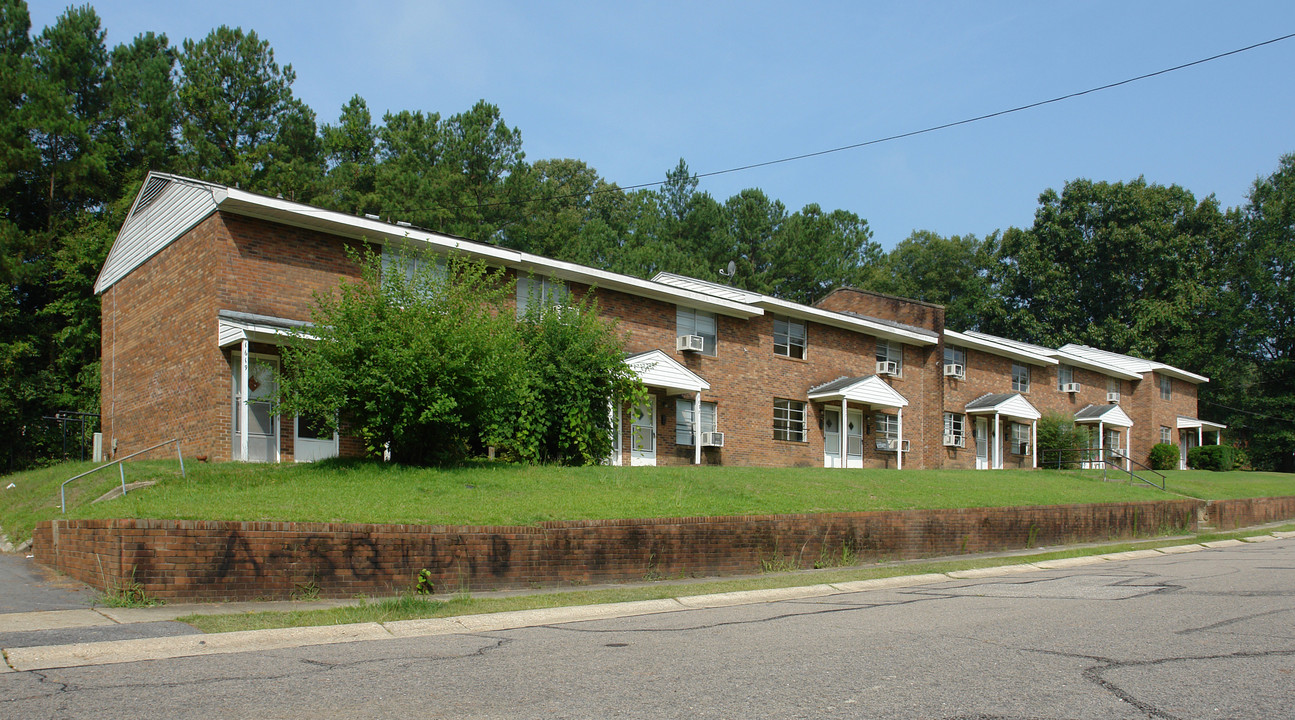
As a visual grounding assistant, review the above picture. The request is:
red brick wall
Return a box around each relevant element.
[100,212,365,463]
[33,497,1237,601]
[815,287,944,331]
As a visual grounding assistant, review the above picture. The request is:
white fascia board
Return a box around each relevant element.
[215,190,520,264]
[945,330,1058,366]
[1050,350,1142,382]
[653,272,934,343]
[756,296,937,345]
[216,189,761,319]
[518,254,762,319]
[1150,363,1209,384]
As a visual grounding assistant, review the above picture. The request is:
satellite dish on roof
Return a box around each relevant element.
[719,260,736,281]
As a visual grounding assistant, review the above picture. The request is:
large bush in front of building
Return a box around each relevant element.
[280,248,528,465]
[1147,443,1178,471]
[513,295,644,465]
[1035,413,1091,467]
[1187,444,1236,472]
[279,248,642,466]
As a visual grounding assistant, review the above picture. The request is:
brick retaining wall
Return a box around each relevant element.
[42,497,1293,602]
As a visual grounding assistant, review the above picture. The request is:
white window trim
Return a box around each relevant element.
[676,399,718,446]
[773,315,806,359]
[1012,363,1030,393]
[774,398,807,442]
[677,306,718,357]
[877,339,903,378]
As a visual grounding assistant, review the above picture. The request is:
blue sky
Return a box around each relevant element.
[31,1,1295,249]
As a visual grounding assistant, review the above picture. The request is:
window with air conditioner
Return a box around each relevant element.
[1012,363,1030,393]
[876,340,902,377]
[1057,365,1073,391]
[943,412,965,447]
[943,345,966,378]
[1107,377,1121,403]
[677,307,717,357]
[675,399,717,446]
[773,315,806,359]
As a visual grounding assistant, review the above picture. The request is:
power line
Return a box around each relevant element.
[1200,398,1295,425]
[437,30,1295,214]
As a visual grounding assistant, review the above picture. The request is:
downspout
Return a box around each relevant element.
[994,412,1001,470]
[1031,419,1037,469]
[1098,419,1105,466]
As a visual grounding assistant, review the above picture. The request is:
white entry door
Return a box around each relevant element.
[630,397,656,466]
[294,415,339,462]
[232,353,279,462]
[845,409,864,468]
[823,408,841,467]
[975,417,989,470]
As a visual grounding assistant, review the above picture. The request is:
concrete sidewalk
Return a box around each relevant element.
[4,531,1291,673]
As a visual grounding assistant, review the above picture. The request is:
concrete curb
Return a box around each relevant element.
[3,535,1288,672]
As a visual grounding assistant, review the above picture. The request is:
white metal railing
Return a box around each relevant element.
[60,438,185,513]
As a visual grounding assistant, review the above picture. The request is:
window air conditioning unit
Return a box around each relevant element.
[943,434,963,448]
[876,438,896,451]
[1107,391,1120,403]
[943,363,964,378]
[1016,442,1031,455]
[1062,382,1081,393]
[900,440,911,452]
[676,334,705,352]
[700,431,724,447]
[876,360,899,376]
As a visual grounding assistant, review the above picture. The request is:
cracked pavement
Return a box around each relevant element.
[1,535,1292,718]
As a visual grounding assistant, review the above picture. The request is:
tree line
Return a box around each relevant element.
[1,1,1290,471]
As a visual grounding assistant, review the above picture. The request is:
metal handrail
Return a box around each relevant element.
[1039,446,1166,491]
[60,438,186,513]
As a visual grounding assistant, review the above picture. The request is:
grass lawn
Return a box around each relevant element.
[2,457,1291,546]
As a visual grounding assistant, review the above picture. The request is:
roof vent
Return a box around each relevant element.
[131,176,169,218]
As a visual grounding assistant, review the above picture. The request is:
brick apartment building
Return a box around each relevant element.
[95,173,1224,470]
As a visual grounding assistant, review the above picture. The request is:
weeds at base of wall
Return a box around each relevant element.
[813,540,858,569]
[413,569,435,595]
[1026,524,1041,548]
[95,557,163,608]
[292,579,322,602]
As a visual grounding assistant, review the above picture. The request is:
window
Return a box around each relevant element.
[1160,426,1172,444]
[1159,374,1172,400]
[516,275,569,317]
[677,307,718,357]
[944,345,966,377]
[1057,365,1073,390]
[1011,422,1030,455]
[875,413,899,443]
[382,245,445,291]
[676,399,718,445]
[1104,428,1121,458]
[1012,363,1030,393]
[876,339,903,377]
[773,399,806,442]
[773,315,806,359]
[1108,377,1122,399]
[943,412,965,447]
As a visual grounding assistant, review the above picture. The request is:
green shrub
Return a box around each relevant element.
[1148,443,1178,471]
[1187,444,1235,471]
[1036,413,1091,465]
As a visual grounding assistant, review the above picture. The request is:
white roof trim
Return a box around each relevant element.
[1074,404,1134,427]
[218,318,308,347]
[653,272,937,345]
[97,174,763,318]
[807,375,910,409]
[1061,344,1209,384]
[945,330,1058,366]
[624,350,709,393]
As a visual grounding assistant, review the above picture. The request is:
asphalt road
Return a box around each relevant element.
[2,538,1292,719]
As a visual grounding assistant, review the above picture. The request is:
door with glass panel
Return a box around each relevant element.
[975,417,989,470]
[823,408,841,467]
[845,409,864,468]
[629,397,656,466]
[231,353,279,462]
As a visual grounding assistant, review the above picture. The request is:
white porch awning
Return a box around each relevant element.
[623,349,710,394]
[807,375,909,410]
[965,392,1041,421]
[217,310,313,347]
[1074,404,1133,428]
[1177,415,1227,431]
